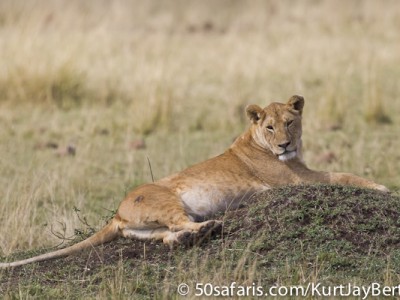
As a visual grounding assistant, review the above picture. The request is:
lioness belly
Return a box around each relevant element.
[156,164,269,219]
[178,182,266,219]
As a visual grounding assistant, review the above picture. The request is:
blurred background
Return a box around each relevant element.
[0,0,399,253]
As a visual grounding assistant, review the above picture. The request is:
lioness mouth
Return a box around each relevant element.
[278,150,297,161]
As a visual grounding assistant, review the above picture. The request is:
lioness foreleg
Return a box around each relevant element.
[328,172,389,192]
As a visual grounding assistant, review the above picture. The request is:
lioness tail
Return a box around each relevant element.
[0,218,120,269]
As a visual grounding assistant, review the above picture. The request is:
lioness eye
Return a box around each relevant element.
[266,125,274,131]
[287,120,293,126]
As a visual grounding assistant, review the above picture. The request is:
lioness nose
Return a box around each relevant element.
[278,142,290,149]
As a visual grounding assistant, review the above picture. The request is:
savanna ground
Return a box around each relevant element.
[0,0,400,298]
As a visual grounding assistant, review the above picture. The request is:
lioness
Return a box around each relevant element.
[0,95,388,268]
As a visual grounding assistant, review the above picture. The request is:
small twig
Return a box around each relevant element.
[49,221,66,240]
[49,222,75,247]
[147,156,155,183]
[74,206,92,229]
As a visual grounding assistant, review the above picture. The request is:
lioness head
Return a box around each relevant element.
[246,95,304,161]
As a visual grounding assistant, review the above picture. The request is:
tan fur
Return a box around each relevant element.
[0,95,389,268]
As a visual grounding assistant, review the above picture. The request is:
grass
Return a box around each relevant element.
[0,0,400,298]
[1,185,400,298]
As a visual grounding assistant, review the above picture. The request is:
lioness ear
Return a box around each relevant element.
[287,95,305,115]
[246,105,264,124]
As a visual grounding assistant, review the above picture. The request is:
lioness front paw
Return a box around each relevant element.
[374,184,390,193]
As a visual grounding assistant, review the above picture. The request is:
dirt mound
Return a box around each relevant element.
[1,185,399,296]
[224,185,400,277]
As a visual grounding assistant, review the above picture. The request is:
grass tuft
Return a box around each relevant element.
[364,98,392,125]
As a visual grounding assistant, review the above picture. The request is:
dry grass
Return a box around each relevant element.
[0,0,399,297]
[2,185,400,298]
